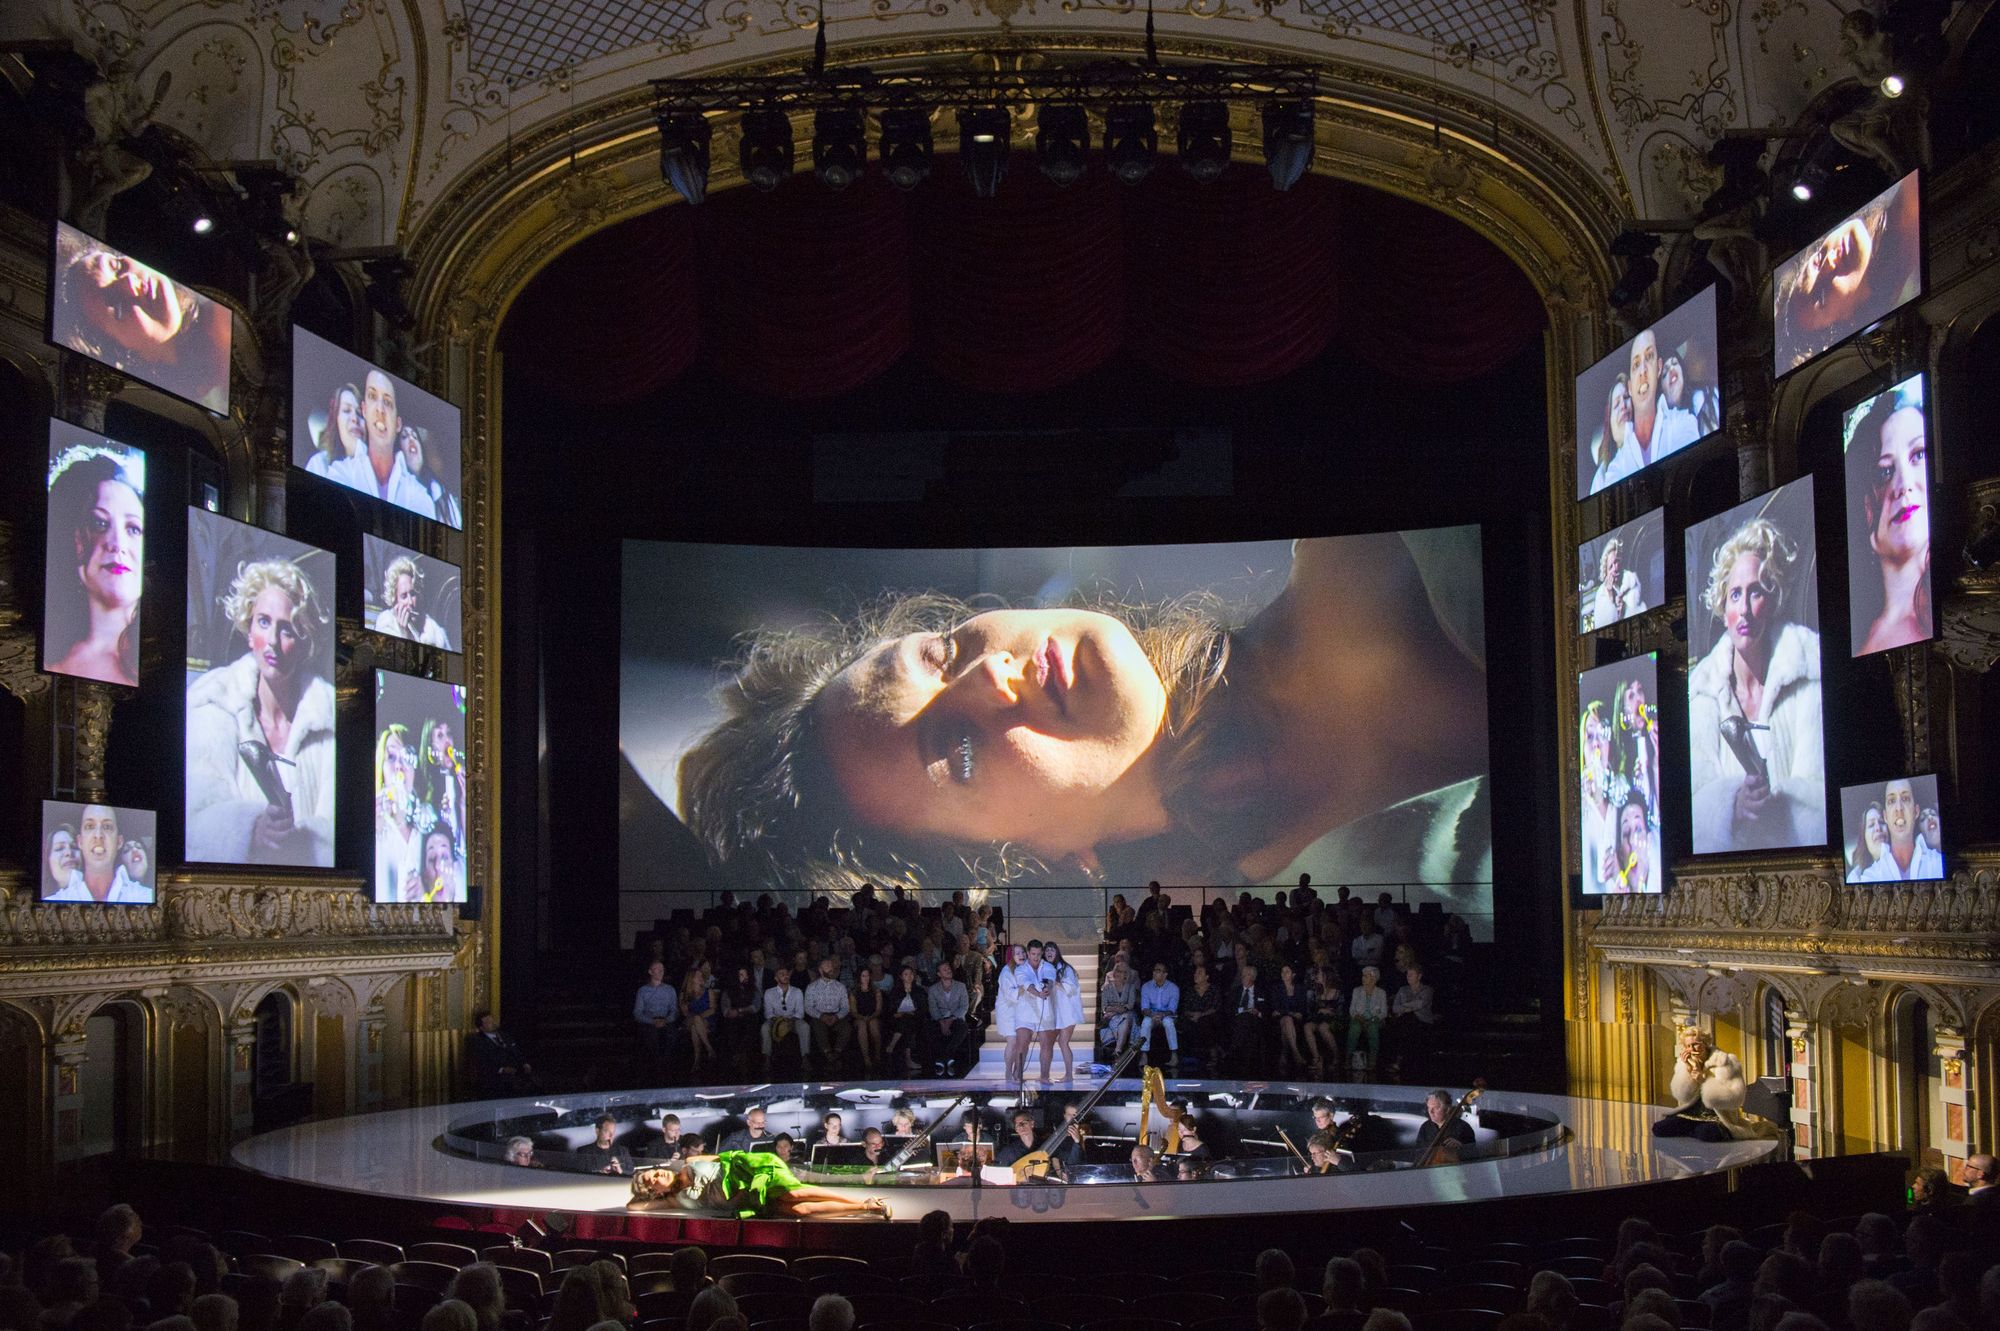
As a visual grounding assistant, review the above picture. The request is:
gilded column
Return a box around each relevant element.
[50,1036,88,1166]
[227,1014,258,1143]
[357,995,388,1113]
[1786,1009,1819,1161]
[1937,1026,1970,1180]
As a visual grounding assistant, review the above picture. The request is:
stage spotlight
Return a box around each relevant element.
[813,107,866,190]
[1880,73,1907,98]
[1790,178,1814,202]
[1178,100,1231,184]
[1104,105,1157,186]
[1608,230,1659,309]
[1699,136,1767,219]
[959,106,1011,198]
[1261,100,1314,192]
[658,110,712,205]
[191,214,214,235]
[1037,104,1089,187]
[879,108,933,190]
[739,108,794,192]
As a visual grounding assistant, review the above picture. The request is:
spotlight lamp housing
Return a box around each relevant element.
[1103,104,1158,186]
[813,106,867,190]
[879,107,934,190]
[739,107,795,192]
[959,106,1012,198]
[1037,103,1091,187]
[1879,72,1907,98]
[1261,100,1314,192]
[1178,100,1232,184]
[658,110,713,205]
[1607,230,1661,310]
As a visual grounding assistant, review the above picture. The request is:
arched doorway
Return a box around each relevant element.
[1889,991,1938,1167]
[78,1001,146,1157]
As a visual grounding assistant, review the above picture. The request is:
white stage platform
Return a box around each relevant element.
[232,1078,1781,1225]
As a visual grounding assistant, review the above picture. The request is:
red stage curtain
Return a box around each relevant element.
[501,207,700,406]
[500,172,1543,404]
[1331,188,1545,382]
[911,170,1127,392]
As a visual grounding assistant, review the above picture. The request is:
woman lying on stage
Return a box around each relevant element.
[628,1151,891,1218]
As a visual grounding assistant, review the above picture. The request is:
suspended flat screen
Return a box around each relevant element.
[1839,773,1943,884]
[291,325,464,528]
[43,420,145,687]
[1576,653,1665,896]
[1773,170,1923,377]
[374,669,469,903]
[1842,373,1933,657]
[1574,287,1722,497]
[40,801,157,904]
[1683,477,1826,854]
[185,509,337,867]
[48,221,233,414]
[362,533,462,652]
[1578,507,1665,635]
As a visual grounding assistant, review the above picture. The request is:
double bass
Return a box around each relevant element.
[1414,1079,1486,1168]
[1011,1043,1143,1182]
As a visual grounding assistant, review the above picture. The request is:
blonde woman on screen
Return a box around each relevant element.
[1687,518,1824,852]
[185,559,336,864]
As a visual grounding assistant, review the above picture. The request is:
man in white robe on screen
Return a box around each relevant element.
[44,804,152,903]
[1600,329,1703,481]
[326,369,437,519]
[1856,778,1944,881]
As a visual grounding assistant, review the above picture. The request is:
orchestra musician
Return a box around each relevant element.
[1305,1129,1344,1174]
[994,1109,1044,1168]
[1130,1143,1160,1182]
[860,1127,886,1165]
[1414,1088,1475,1161]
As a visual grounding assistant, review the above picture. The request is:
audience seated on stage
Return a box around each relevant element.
[1093,886,1470,1080]
[624,888,999,1086]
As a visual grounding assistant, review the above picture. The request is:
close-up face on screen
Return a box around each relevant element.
[1577,508,1665,634]
[292,326,464,528]
[1839,772,1943,885]
[1773,170,1923,377]
[1842,374,1932,658]
[363,534,462,653]
[184,509,338,868]
[621,531,1496,934]
[40,801,157,905]
[1682,477,1826,855]
[43,420,146,687]
[1575,654,1664,896]
[1574,287,1721,498]
[374,670,469,904]
[49,221,233,414]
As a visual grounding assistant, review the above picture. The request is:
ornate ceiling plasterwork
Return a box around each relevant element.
[4,0,1862,255]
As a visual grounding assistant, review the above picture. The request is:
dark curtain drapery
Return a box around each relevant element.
[501,167,1543,404]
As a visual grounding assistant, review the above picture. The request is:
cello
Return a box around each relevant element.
[1414,1079,1486,1168]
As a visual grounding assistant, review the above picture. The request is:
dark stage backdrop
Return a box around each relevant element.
[496,164,1558,1015]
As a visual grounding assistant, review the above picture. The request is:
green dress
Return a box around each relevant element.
[707,1151,802,1217]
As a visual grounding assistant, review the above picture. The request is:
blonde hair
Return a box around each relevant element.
[1598,536,1625,581]
[382,554,421,607]
[222,559,329,644]
[1702,517,1798,621]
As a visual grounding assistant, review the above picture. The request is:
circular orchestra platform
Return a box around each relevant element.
[232,1075,1782,1232]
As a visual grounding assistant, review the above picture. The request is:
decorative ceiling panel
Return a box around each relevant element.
[458,0,708,87]
[1299,0,1543,59]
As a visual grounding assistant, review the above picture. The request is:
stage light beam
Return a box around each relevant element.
[959,107,1011,198]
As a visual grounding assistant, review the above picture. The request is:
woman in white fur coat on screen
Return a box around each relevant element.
[1687,516,1825,854]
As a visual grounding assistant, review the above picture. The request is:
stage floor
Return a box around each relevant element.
[232,1078,1780,1224]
